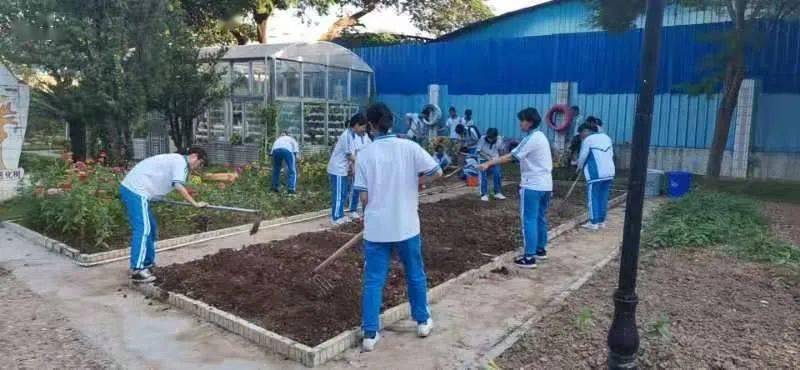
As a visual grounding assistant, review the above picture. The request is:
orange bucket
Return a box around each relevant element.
[466,176,479,187]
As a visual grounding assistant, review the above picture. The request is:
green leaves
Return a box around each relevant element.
[643,189,800,268]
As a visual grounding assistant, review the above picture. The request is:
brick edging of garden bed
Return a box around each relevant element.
[131,192,627,368]
[0,182,470,267]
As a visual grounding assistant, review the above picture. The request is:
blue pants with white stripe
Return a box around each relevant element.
[120,185,157,271]
[587,180,612,224]
[362,234,429,333]
[271,149,297,193]
[479,163,502,196]
[349,186,362,214]
[329,174,350,221]
[520,188,551,257]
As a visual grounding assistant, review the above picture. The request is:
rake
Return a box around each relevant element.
[154,199,264,235]
[554,170,584,213]
[310,231,363,295]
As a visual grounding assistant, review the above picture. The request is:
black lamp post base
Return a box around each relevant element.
[607,290,640,370]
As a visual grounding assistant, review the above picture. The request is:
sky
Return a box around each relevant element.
[266,0,552,43]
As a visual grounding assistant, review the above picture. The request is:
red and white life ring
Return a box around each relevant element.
[546,104,575,132]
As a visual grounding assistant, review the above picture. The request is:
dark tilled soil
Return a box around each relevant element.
[496,249,800,369]
[155,185,597,347]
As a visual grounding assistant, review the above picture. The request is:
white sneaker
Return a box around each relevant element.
[362,332,381,352]
[331,216,351,226]
[480,195,489,202]
[349,212,361,220]
[599,222,607,229]
[493,193,507,200]
[581,222,600,231]
[417,318,434,337]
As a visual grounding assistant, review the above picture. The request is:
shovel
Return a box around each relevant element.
[154,199,264,235]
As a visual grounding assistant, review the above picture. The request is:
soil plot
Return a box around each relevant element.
[155,185,596,347]
[496,249,800,369]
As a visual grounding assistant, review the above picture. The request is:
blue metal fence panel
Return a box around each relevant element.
[358,22,800,96]
[755,94,800,152]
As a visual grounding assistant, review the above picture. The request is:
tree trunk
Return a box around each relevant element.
[254,10,270,44]
[181,117,193,152]
[68,120,87,161]
[169,116,182,153]
[319,6,376,41]
[706,53,746,178]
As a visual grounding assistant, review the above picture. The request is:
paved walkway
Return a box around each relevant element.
[0,193,656,369]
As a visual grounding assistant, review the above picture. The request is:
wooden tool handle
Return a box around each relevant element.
[313,231,364,273]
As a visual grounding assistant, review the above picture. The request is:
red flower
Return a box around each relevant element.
[74,161,87,170]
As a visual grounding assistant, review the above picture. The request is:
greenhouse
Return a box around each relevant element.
[194,42,374,164]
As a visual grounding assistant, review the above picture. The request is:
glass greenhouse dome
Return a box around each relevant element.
[194,42,374,162]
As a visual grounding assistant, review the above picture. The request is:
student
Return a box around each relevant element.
[576,122,615,231]
[271,132,300,194]
[463,109,475,127]
[446,106,463,140]
[434,145,451,169]
[570,106,584,136]
[455,123,480,155]
[347,114,372,219]
[476,128,506,201]
[327,113,369,225]
[353,102,442,352]
[479,108,552,269]
[406,105,435,145]
[120,148,208,283]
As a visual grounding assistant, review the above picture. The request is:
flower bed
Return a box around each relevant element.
[144,184,620,366]
[10,154,332,254]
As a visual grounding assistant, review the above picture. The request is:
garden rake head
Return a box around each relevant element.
[310,231,363,296]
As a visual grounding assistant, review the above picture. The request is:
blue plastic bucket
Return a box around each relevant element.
[666,171,692,198]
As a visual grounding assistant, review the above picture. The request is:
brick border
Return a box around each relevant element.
[132,193,627,367]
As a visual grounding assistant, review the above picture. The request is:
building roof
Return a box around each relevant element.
[200,41,373,72]
[437,0,569,41]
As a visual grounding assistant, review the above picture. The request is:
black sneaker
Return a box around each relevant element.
[513,256,537,269]
[536,250,548,260]
[131,269,156,283]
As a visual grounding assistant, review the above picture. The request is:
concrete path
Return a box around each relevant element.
[0,190,655,369]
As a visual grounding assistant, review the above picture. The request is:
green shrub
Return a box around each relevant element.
[643,190,800,267]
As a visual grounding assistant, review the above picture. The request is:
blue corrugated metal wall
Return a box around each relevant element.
[447,0,727,41]
[356,22,800,153]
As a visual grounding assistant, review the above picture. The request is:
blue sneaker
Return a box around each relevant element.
[513,256,537,269]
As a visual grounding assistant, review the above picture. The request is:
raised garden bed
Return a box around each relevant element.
[138,184,624,366]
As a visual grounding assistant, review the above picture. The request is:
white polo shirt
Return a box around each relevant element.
[477,135,503,161]
[511,130,553,192]
[121,153,189,199]
[271,135,299,154]
[446,116,464,139]
[327,129,354,176]
[353,135,440,243]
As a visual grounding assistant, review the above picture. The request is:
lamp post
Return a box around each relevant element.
[607,0,665,369]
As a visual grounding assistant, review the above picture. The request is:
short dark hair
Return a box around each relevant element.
[570,106,580,113]
[464,109,472,116]
[449,106,456,112]
[578,122,598,134]
[349,112,367,128]
[455,124,466,135]
[486,127,498,139]
[517,108,542,129]
[187,146,208,164]
[586,116,603,127]
[366,103,394,134]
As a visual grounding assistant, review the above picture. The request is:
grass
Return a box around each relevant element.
[695,176,800,204]
[643,189,800,269]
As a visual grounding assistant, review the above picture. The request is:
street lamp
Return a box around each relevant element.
[607,0,665,369]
